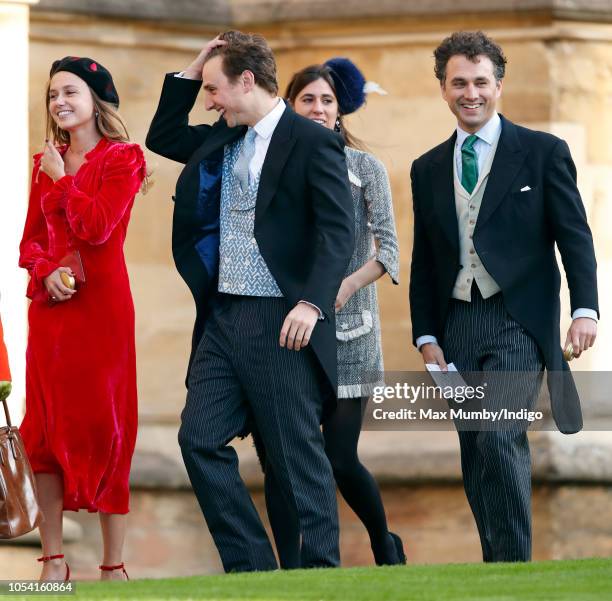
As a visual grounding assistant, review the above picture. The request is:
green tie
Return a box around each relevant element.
[461,134,479,194]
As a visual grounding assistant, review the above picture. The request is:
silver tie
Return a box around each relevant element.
[234,128,257,192]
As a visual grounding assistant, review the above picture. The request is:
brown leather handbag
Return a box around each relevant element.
[0,398,42,538]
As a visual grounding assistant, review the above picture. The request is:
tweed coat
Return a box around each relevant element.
[336,147,399,398]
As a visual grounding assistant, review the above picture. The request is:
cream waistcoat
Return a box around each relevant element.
[452,135,501,301]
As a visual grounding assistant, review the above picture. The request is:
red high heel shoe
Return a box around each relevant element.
[99,563,129,580]
[37,554,70,581]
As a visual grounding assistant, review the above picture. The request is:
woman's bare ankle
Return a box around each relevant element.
[39,558,67,581]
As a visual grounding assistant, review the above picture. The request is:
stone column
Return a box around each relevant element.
[526,32,612,540]
[0,0,40,578]
[0,0,37,423]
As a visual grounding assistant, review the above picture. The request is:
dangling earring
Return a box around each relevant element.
[95,111,99,118]
[334,117,341,132]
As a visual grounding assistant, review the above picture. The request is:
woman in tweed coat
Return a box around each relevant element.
[255,58,403,568]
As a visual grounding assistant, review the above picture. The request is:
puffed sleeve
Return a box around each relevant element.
[19,156,60,301]
[42,143,146,245]
[361,152,400,284]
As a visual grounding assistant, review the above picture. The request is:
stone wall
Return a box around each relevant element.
[1,0,610,574]
[5,482,612,578]
[30,0,612,25]
[26,9,612,412]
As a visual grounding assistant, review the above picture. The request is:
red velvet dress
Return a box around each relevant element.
[19,138,145,514]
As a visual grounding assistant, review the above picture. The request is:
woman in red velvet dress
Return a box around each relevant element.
[19,57,145,582]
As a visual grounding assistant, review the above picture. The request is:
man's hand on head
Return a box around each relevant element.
[182,36,228,81]
[279,303,319,351]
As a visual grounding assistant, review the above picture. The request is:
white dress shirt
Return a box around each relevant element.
[247,98,285,179]
[455,112,501,184]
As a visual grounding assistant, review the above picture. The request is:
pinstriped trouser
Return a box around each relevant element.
[443,286,544,562]
[178,294,340,572]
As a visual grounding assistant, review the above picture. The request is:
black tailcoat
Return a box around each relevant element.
[146,74,354,394]
[409,115,598,433]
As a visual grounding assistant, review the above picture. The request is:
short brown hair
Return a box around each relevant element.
[206,30,278,95]
[434,31,507,82]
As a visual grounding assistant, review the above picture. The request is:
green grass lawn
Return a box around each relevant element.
[9,558,612,601]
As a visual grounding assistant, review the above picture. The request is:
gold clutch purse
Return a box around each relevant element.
[58,251,86,289]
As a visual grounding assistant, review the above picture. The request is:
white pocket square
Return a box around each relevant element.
[520,185,531,192]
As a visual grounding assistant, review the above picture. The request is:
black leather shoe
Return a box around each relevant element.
[372,531,407,565]
[389,532,407,564]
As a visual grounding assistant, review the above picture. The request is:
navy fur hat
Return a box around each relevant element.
[50,56,119,107]
[324,57,366,115]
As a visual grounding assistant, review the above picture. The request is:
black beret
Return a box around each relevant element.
[50,56,119,107]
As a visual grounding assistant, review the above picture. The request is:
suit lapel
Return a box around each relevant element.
[430,133,459,253]
[475,115,527,232]
[188,119,246,171]
[177,119,245,216]
[256,106,296,221]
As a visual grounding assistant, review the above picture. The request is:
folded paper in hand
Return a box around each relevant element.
[425,363,469,403]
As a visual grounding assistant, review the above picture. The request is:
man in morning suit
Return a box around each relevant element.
[409,31,598,562]
[146,31,354,572]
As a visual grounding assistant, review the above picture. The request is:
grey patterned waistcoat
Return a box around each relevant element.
[217,139,283,297]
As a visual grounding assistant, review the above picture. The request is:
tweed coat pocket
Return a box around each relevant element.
[336,310,373,340]
[336,310,373,364]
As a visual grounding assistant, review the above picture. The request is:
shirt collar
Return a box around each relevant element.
[456,112,501,148]
[252,98,286,140]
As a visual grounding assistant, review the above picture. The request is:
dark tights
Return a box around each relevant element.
[254,397,398,568]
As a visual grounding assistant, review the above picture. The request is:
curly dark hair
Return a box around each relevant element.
[434,31,507,82]
[205,30,278,95]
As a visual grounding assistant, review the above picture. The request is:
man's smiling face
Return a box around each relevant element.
[202,55,247,127]
[441,54,502,133]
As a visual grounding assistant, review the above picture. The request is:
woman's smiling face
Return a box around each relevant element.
[292,77,339,130]
[48,71,95,132]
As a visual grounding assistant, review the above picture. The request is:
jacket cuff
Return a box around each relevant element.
[416,335,438,350]
[572,308,598,322]
[375,248,399,285]
[298,300,325,321]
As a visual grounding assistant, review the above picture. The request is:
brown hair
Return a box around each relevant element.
[205,30,278,95]
[285,65,365,150]
[434,31,507,83]
[45,83,130,145]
